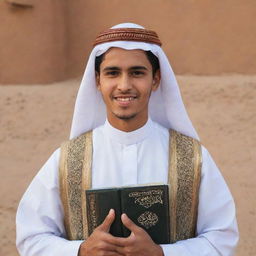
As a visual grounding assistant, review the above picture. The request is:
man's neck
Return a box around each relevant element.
[107,115,149,132]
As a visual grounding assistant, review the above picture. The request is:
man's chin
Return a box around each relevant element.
[114,113,137,120]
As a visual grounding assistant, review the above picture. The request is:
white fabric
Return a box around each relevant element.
[70,23,199,140]
[16,120,238,256]
[92,118,169,188]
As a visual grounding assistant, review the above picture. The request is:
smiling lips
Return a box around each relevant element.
[113,95,137,101]
[112,95,137,106]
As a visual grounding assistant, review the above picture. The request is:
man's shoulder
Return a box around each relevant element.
[151,120,201,144]
[60,131,93,156]
[151,120,169,138]
[170,129,200,144]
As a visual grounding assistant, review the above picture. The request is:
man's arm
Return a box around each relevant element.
[16,149,123,256]
[160,146,239,256]
[16,149,83,256]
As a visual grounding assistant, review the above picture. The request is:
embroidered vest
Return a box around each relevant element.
[59,129,202,243]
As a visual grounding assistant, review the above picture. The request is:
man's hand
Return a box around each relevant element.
[115,213,164,256]
[78,209,124,256]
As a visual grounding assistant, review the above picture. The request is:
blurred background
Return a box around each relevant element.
[0,0,255,255]
[1,0,256,84]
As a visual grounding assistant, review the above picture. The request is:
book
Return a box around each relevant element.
[86,184,170,244]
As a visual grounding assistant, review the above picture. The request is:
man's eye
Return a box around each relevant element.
[131,71,144,76]
[105,71,119,76]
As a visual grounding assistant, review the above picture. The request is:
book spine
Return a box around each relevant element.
[86,191,100,235]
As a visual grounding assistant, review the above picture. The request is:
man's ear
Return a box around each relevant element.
[152,69,161,91]
[95,71,101,91]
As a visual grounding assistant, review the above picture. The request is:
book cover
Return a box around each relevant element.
[85,184,170,244]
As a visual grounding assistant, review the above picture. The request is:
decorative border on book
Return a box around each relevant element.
[87,193,98,235]
[93,28,162,46]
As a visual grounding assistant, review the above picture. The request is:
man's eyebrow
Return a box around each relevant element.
[130,66,148,70]
[102,66,148,72]
[102,66,120,72]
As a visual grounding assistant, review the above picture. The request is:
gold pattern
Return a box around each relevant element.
[138,211,159,229]
[59,140,72,239]
[191,139,202,235]
[81,131,93,239]
[169,130,178,242]
[59,131,92,240]
[129,189,163,208]
[94,28,162,46]
[168,130,202,243]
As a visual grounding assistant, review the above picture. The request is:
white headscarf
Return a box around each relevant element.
[70,23,199,140]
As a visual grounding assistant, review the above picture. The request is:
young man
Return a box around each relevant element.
[16,23,239,256]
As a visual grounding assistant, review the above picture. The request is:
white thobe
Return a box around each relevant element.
[16,119,239,256]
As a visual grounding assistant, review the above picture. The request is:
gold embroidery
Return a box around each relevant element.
[66,134,86,240]
[169,130,202,242]
[59,131,92,240]
[191,139,202,235]
[59,140,72,239]
[81,131,93,239]
[138,211,159,229]
[169,131,178,242]
[94,28,162,46]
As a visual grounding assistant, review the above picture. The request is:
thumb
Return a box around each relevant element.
[98,209,115,232]
[121,213,140,234]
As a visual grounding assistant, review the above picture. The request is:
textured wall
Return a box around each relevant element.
[67,0,256,77]
[0,0,68,84]
[0,0,256,84]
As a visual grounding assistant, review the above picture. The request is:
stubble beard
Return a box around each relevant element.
[113,111,137,120]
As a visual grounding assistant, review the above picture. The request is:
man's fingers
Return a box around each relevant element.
[78,237,125,256]
[103,252,124,256]
[101,250,125,256]
[99,231,127,247]
[100,241,125,256]
[121,213,141,234]
[98,209,115,232]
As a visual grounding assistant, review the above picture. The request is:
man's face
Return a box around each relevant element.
[96,48,160,128]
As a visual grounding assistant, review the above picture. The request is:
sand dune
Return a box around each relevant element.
[0,75,255,256]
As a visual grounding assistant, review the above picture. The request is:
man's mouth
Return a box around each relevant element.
[113,96,137,102]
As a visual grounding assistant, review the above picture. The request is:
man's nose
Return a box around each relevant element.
[117,74,132,91]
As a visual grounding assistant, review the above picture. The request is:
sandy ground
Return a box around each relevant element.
[0,75,255,256]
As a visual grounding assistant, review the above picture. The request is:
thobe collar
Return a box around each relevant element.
[103,118,153,145]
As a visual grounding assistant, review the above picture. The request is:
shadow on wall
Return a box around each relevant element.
[5,0,34,8]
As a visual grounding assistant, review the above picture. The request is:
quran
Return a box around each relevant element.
[86,184,170,244]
